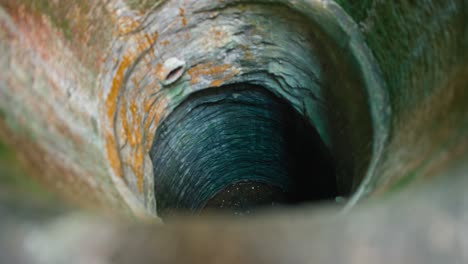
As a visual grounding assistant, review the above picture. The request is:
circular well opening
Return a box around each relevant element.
[150,84,340,217]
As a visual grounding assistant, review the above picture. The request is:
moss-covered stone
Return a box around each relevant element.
[0,139,54,200]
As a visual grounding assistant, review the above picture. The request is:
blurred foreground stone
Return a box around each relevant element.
[1,156,467,264]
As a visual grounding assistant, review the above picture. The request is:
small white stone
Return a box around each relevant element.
[161,57,186,86]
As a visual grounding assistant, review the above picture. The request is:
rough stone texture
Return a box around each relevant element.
[0,0,466,230]
[0,154,467,264]
[0,1,129,213]
[0,0,467,262]
[339,0,468,205]
[1,0,391,218]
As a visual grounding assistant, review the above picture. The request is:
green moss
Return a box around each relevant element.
[340,0,466,118]
[0,139,54,199]
[334,0,374,22]
[0,107,5,122]
[388,171,418,193]
[18,1,57,38]
[18,0,90,41]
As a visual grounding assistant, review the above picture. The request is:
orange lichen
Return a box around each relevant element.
[143,98,168,153]
[104,26,160,193]
[210,78,227,87]
[106,133,123,178]
[130,101,142,146]
[108,22,161,146]
[210,68,239,87]
[120,98,144,192]
[133,146,144,192]
[153,63,164,80]
[130,102,139,120]
[179,8,187,26]
[119,17,140,35]
[207,26,229,48]
[106,55,131,119]
[142,32,159,54]
[187,63,232,84]
[160,40,170,46]
[119,96,129,145]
